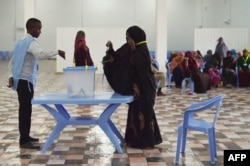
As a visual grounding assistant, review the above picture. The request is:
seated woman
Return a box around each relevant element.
[166,51,177,69]
[183,51,204,73]
[74,30,94,66]
[231,49,239,60]
[203,49,213,63]
[186,51,210,94]
[222,50,237,87]
[170,52,185,88]
[237,49,250,87]
[204,53,222,87]
[191,70,210,94]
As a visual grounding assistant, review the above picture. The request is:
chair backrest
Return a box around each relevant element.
[200,61,206,72]
[184,94,226,127]
[167,62,171,71]
[235,66,239,87]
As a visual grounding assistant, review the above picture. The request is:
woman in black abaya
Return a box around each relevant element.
[124,26,162,149]
[104,26,162,149]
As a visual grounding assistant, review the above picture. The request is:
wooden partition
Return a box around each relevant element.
[194,28,248,55]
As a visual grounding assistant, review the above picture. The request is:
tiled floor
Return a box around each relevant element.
[0,60,250,166]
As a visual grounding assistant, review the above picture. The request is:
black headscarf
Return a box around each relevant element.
[126,25,146,44]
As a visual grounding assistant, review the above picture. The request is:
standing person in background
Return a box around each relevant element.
[215,37,229,63]
[103,25,162,149]
[7,18,65,149]
[73,30,94,66]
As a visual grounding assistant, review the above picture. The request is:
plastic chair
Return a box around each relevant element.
[175,94,226,165]
[235,66,239,88]
[166,62,173,87]
[201,62,206,72]
[181,77,194,93]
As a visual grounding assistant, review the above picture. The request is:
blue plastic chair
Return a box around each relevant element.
[166,62,173,87]
[181,77,194,93]
[175,94,226,165]
[200,62,206,73]
[235,66,239,88]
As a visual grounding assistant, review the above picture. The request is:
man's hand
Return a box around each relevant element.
[58,50,65,59]
[7,77,13,88]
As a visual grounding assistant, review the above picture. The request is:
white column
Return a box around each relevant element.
[155,0,167,72]
[14,0,35,40]
[24,0,35,24]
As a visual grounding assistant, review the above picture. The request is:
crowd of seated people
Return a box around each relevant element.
[167,51,207,92]
[166,48,250,92]
[150,46,250,96]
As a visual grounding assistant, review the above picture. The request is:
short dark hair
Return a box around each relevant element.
[26,18,41,30]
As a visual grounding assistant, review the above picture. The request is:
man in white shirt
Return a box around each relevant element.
[7,18,65,149]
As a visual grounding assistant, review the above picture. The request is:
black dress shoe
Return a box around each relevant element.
[29,136,39,142]
[20,142,40,150]
[157,91,166,96]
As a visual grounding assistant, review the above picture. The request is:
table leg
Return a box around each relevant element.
[108,119,124,143]
[40,103,125,153]
[99,122,123,153]
[98,104,124,153]
[40,104,68,153]
[41,122,67,153]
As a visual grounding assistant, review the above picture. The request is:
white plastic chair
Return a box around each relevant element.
[175,94,226,165]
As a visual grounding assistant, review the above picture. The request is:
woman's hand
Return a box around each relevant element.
[106,41,113,50]
[58,50,65,59]
[127,36,135,50]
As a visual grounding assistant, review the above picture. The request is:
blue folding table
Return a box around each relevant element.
[32,92,133,153]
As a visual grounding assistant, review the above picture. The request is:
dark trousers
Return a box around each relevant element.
[17,79,34,144]
[172,67,183,88]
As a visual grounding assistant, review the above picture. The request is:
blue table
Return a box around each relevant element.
[32,92,133,153]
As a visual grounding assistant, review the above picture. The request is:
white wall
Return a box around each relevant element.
[1,0,250,67]
[194,28,248,55]
[0,0,22,50]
